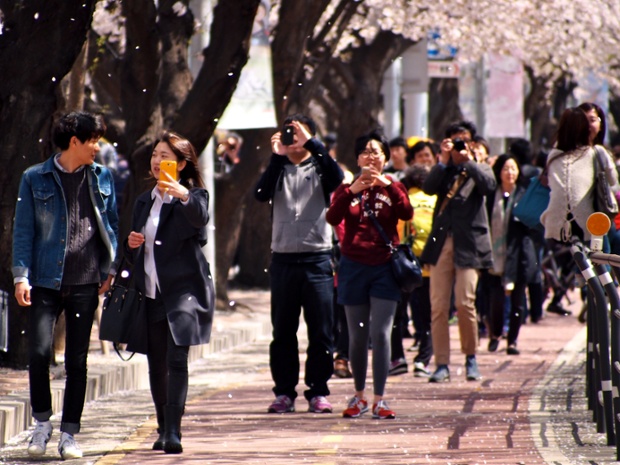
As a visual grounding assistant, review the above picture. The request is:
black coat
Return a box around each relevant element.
[421,160,496,269]
[127,187,214,346]
[486,184,541,284]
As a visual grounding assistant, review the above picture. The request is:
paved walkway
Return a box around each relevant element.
[0,289,617,464]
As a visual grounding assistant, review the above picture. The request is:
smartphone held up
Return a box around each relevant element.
[160,160,178,182]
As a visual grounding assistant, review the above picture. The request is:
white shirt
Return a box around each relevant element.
[143,187,173,298]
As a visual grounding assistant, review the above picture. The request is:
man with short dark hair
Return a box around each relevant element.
[255,113,343,414]
[421,121,495,383]
[13,111,118,459]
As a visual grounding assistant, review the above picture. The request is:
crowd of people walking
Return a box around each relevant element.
[10,101,618,458]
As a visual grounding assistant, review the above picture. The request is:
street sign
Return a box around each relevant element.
[428,61,460,78]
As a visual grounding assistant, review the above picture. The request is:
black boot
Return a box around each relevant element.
[163,405,183,454]
[152,405,166,450]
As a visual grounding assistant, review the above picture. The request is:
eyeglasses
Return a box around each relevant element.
[360,149,384,158]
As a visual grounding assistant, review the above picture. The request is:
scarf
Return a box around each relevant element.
[490,188,515,276]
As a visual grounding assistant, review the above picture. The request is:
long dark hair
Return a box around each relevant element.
[554,107,590,152]
[154,131,204,188]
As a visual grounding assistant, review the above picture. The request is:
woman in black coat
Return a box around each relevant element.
[126,131,214,454]
[483,154,539,355]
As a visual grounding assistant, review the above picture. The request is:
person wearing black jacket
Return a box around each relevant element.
[483,154,540,355]
[421,121,496,383]
[126,131,214,454]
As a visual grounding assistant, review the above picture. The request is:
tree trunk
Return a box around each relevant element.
[428,78,463,142]
[214,128,273,306]
[0,0,98,367]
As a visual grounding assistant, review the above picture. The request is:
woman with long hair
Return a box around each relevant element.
[541,107,618,243]
[125,131,214,454]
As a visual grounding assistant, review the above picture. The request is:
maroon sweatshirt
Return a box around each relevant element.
[326,180,413,266]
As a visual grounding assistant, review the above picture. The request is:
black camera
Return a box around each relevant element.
[452,138,467,152]
[282,125,295,145]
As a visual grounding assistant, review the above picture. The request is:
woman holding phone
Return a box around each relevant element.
[326,130,413,419]
[125,131,214,454]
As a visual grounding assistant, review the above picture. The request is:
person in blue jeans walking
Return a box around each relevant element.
[12,112,118,460]
[255,114,344,414]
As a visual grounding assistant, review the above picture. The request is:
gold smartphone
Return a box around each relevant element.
[159,160,178,181]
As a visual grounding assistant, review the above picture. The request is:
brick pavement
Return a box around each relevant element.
[0,289,617,464]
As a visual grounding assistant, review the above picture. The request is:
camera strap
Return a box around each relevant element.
[437,170,468,216]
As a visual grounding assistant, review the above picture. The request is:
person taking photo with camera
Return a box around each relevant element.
[255,114,344,415]
[421,121,496,383]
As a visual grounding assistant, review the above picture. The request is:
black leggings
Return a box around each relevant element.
[146,318,190,409]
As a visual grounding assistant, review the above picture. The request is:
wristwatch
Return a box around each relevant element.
[181,191,190,202]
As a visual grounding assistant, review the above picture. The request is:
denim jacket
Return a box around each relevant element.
[12,155,119,289]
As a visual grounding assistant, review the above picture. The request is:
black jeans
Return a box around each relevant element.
[29,284,99,434]
[145,297,190,409]
[410,278,433,366]
[269,254,334,401]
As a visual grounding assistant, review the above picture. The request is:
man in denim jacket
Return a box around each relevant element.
[12,112,118,460]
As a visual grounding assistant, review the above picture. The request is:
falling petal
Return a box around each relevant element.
[155,240,162,245]
[120,270,129,278]
[34,12,40,20]
[228,300,235,307]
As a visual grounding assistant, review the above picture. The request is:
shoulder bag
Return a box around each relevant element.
[593,146,619,220]
[358,194,423,292]
[512,174,549,231]
[99,257,148,360]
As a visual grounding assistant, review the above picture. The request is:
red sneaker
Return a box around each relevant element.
[342,396,368,418]
[372,400,396,419]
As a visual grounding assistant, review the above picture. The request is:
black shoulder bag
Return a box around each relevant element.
[358,194,423,292]
[99,257,148,360]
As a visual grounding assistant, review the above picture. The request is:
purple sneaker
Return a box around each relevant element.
[308,396,333,413]
[268,395,295,413]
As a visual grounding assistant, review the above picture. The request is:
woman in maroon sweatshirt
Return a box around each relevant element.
[326,130,413,420]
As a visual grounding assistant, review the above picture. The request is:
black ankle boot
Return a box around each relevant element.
[163,405,183,454]
[152,405,165,450]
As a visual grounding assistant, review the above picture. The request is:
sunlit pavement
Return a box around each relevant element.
[0,289,616,464]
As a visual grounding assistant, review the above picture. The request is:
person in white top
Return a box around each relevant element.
[541,107,618,243]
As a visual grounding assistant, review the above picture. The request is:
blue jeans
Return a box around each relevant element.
[269,254,334,401]
[29,284,99,434]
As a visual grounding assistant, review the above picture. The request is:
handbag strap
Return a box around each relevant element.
[114,255,136,288]
[113,343,136,362]
[593,145,607,173]
[357,193,394,251]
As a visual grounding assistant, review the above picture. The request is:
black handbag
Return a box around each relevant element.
[358,194,423,292]
[99,257,148,359]
[593,146,618,221]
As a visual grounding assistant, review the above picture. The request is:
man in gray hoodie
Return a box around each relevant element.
[255,113,343,415]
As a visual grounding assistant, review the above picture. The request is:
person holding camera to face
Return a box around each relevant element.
[255,114,344,415]
[421,121,496,383]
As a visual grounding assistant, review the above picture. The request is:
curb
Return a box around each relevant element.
[0,303,272,447]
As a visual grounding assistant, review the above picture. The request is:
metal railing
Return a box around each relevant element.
[571,242,620,459]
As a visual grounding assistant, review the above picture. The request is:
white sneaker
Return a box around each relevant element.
[413,361,431,378]
[27,421,52,456]
[58,432,82,460]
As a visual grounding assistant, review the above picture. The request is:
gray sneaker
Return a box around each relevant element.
[58,432,83,460]
[465,355,481,381]
[428,365,450,383]
[27,421,52,457]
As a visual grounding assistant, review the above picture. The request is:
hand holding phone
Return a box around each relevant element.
[160,160,178,181]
